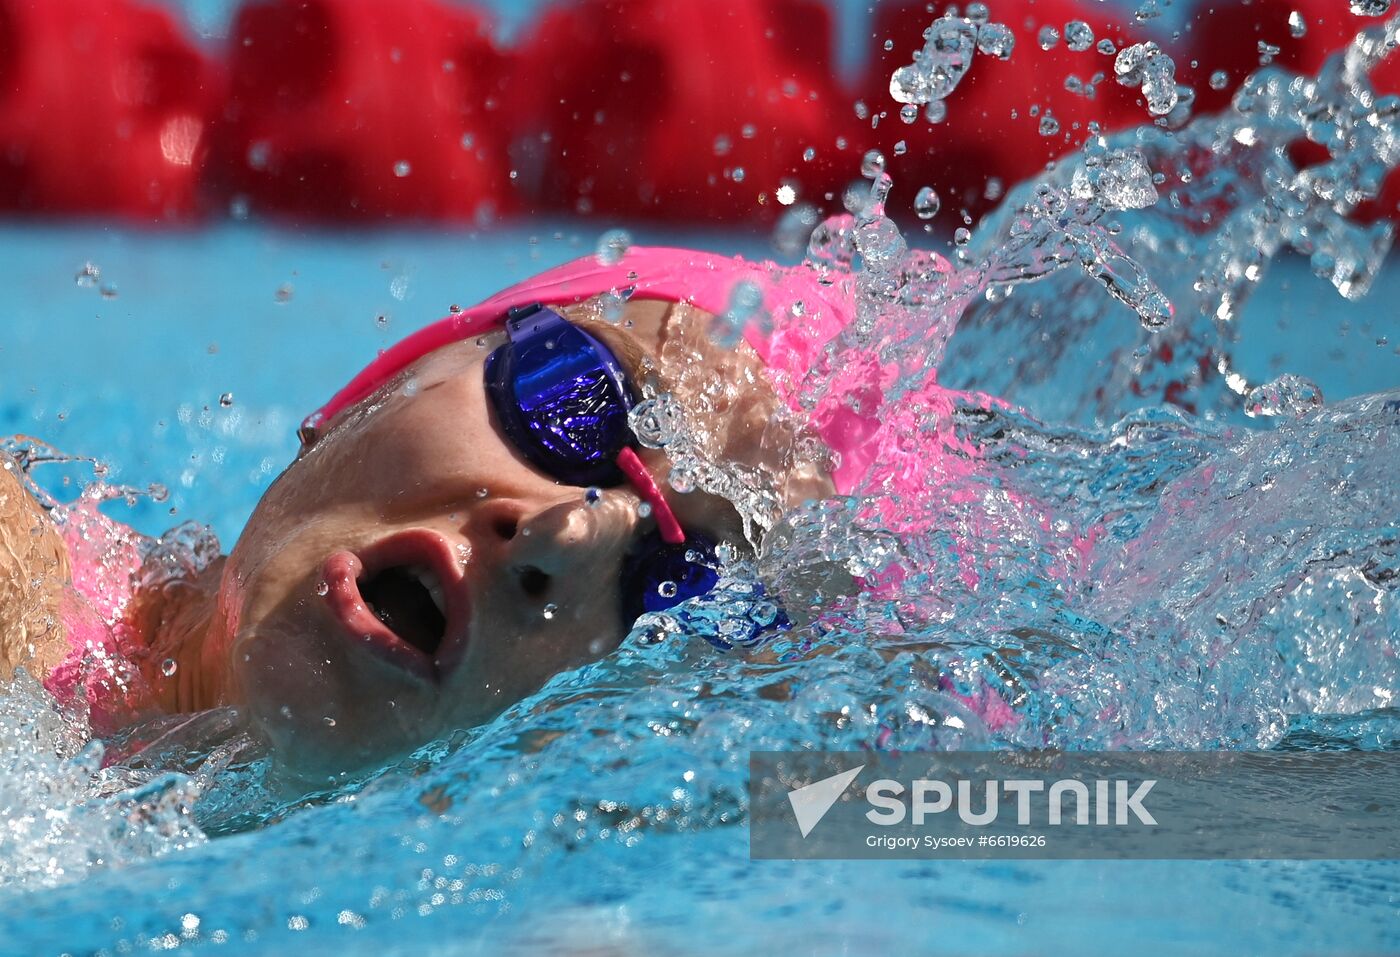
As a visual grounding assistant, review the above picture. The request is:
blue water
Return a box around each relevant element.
[1,221,1397,955]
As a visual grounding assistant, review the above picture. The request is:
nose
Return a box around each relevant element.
[467,491,642,604]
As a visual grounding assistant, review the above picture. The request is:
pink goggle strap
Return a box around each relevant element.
[616,447,685,545]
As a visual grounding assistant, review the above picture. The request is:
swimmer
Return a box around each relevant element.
[0,247,846,780]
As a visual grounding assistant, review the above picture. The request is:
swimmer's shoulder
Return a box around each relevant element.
[0,452,70,682]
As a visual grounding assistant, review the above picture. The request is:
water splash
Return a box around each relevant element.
[0,670,205,890]
[889,12,1014,111]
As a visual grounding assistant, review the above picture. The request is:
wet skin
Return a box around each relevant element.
[197,299,832,780]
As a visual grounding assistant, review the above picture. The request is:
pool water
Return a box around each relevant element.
[4,24,1400,957]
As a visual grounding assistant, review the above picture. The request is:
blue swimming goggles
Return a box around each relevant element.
[483,303,721,621]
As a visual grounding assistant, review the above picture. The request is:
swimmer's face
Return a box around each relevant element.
[211,299,831,781]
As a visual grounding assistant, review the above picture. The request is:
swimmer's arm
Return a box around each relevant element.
[0,454,70,682]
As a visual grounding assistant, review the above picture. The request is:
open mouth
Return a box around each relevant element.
[359,564,447,657]
[320,530,470,684]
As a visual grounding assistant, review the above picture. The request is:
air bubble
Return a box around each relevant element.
[542,603,558,620]
[219,392,234,407]
[584,487,602,506]
[160,658,177,677]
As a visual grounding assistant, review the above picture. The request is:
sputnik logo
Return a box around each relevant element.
[786,764,865,838]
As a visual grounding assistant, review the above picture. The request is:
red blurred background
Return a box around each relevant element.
[0,0,1393,227]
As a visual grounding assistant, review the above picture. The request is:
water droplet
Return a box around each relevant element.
[393,160,411,177]
[584,487,602,506]
[323,716,336,727]
[596,228,631,266]
[160,658,178,677]
[74,262,100,287]
[893,139,908,156]
[542,603,558,620]
[861,149,886,178]
[954,226,972,246]
[1209,70,1230,91]
[883,38,894,51]
[637,502,654,519]
[657,581,678,599]
[1288,10,1307,37]
[315,580,329,597]
[914,185,941,219]
[219,392,234,407]
[1244,374,1324,418]
[1038,25,1060,50]
[976,22,1015,59]
[925,100,949,123]
[1349,0,1391,15]
[1039,112,1061,136]
[476,487,489,498]
[1114,41,1179,116]
[802,146,816,162]
[99,282,119,299]
[730,166,746,183]
[712,133,732,156]
[1065,19,1094,52]
[275,283,294,304]
[899,103,919,124]
[1096,38,1117,55]
[966,2,990,25]
[891,15,979,103]
[246,141,271,170]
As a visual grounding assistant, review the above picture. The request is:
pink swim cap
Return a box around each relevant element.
[303,245,855,433]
